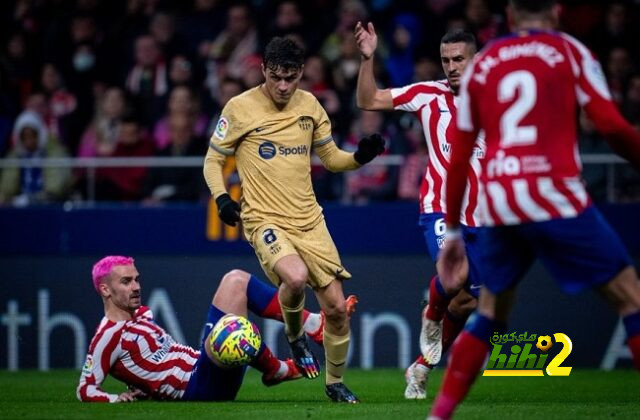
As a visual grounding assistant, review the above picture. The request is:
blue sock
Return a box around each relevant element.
[466,312,506,342]
[623,311,640,338]
[202,304,227,343]
[246,274,280,316]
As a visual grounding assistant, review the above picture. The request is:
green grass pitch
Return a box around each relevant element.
[1,369,639,419]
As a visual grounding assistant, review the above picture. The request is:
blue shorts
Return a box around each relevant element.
[181,305,247,401]
[478,206,632,295]
[419,213,483,298]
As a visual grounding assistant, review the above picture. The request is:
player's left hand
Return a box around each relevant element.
[116,388,146,402]
[437,230,467,290]
[354,133,385,165]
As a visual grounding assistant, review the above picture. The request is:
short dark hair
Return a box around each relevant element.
[441,30,477,52]
[263,37,305,72]
[509,0,556,13]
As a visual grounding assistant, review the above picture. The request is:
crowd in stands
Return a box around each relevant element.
[1,0,639,206]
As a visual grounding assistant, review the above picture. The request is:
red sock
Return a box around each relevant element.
[250,345,281,374]
[430,331,490,419]
[628,335,640,371]
[441,311,468,354]
[261,294,310,323]
[426,276,450,322]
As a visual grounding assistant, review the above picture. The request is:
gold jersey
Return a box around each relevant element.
[208,86,337,234]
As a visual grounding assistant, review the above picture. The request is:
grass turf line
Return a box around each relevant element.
[1,369,639,419]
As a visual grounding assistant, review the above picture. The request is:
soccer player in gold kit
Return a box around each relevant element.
[203,37,384,403]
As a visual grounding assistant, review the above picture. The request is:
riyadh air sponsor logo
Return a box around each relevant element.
[258,142,309,159]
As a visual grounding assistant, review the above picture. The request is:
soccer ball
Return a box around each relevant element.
[208,314,262,367]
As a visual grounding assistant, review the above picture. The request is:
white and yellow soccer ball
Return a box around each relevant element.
[208,314,262,367]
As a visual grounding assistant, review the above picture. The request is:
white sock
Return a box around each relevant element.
[303,313,322,335]
[274,360,288,379]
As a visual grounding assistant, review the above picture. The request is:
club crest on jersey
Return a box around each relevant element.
[82,355,94,375]
[258,142,276,159]
[298,116,312,131]
[213,117,229,140]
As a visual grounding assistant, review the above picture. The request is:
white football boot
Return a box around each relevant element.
[419,305,443,365]
[404,361,430,399]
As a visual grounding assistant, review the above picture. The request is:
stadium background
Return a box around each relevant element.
[1,0,640,373]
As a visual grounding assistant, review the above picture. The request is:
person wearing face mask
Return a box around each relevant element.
[0,110,71,205]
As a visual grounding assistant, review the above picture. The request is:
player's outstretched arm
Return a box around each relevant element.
[315,134,385,172]
[355,21,393,111]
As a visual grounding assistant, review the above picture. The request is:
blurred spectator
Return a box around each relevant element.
[95,114,154,201]
[320,0,368,63]
[263,1,308,47]
[385,13,422,87]
[177,0,226,58]
[413,56,441,83]
[341,110,404,204]
[622,74,640,125]
[588,1,639,62]
[464,0,503,48]
[39,63,79,151]
[77,87,127,158]
[606,46,634,105]
[207,77,246,135]
[125,35,169,128]
[204,3,258,80]
[149,11,187,62]
[153,86,208,150]
[397,116,428,201]
[144,113,207,204]
[300,55,341,118]
[169,54,195,89]
[0,110,71,206]
[240,54,265,89]
[2,32,34,107]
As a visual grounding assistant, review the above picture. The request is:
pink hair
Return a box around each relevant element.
[92,256,135,292]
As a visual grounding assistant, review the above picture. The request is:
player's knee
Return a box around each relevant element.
[280,266,308,293]
[219,269,250,293]
[323,299,347,326]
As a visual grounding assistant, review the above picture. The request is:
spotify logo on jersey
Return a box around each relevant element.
[258,142,276,159]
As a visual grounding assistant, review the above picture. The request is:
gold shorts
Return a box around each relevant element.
[249,220,352,289]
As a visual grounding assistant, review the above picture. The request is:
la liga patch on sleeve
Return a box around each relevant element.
[213,117,229,140]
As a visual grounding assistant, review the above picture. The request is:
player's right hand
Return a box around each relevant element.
[436,230,467,290]
[354,21,377,59]
[216,193,241,226]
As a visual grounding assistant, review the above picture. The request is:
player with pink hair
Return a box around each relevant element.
[78,255,356,402]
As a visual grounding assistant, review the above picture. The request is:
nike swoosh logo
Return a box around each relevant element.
[469,285,483,290]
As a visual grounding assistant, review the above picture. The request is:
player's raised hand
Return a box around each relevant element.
[216,193,241,226]
[354,21,377,59]
[354,133,385,165]
[436,230,467,290]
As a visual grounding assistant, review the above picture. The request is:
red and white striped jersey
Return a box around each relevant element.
[453,30,612,226]
[391,80,485,227]
[77,306,199,402]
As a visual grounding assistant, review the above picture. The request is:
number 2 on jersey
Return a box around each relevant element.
[498,70,537,147]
